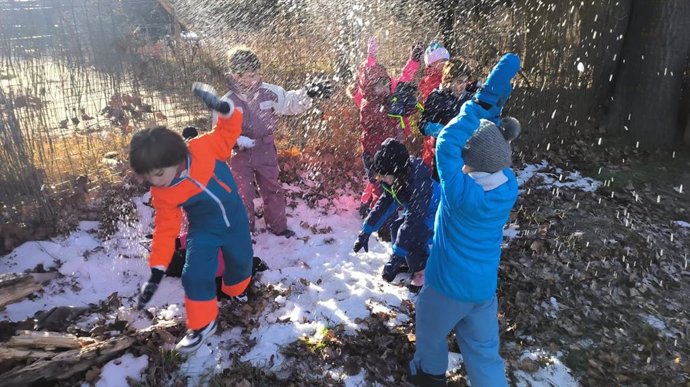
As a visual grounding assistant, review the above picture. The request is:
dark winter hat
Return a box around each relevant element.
[463,117,521,173]
[227,47,261,74]
[372,138,410,177]
[474,53,521,118]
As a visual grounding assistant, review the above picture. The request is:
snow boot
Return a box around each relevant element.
[408,370,446,387]
[408,270,425,293]
[273,229,296,238]
[175,319,217,353]
[410,270,425,287]
[382,255,408,282]
[217,257,269,301]
[252,256,269,273]
[409,361,446,387]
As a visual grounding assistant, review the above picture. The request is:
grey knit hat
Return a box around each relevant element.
[462,116,521,173]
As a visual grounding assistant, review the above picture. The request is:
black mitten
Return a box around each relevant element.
[192,82,232,114]
[137,268,165,310]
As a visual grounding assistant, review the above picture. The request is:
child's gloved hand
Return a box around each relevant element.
[192,82,232,114]
[353,231,371,253]
[382,254,408,282]
[410,42,424,62]
[422,122,444,138]
[236,135,256,149]
[137,268,165,310]
[306,78,333,99]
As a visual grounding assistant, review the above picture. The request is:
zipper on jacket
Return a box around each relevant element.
[187,176,231,227]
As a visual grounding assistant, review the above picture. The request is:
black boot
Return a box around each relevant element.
[409,365,446,387]
[381,255,408,282]
[216,257,269,300]
[252,256,269,273]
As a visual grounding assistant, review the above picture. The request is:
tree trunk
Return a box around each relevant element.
[605,0,690,149]
[685,109,690,145]
[588,0,633,115]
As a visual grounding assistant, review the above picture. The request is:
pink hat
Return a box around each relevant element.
[424,41,450,67]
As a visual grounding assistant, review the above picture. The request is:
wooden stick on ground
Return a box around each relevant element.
[7,331,97,350]
[0,347,55,362]
[0,319,181,387]
[0,273,42,308]
[1,335,136,387]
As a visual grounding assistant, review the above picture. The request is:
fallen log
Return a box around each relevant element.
[0,319,181,387]
[0,347,54,362]
[0,273,41,308]
[1,335,136,387]
[7,331,97,350]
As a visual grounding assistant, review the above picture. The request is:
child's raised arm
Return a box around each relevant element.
[435,103,482,206]
[191,82,244,160]
[263,84,313,116]
[436,53,520,207]
[396,42,423,86]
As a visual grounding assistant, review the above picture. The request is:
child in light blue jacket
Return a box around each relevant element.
[409,53,522,387]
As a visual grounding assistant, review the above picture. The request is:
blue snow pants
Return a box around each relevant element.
[411,285,508,387]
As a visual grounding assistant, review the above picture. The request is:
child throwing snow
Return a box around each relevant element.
[222,47,331,238]
[353,138,440,289]
[409,53,522,387]
[419,58,481,180]
[132,84,253,353]
[353,37,422,221]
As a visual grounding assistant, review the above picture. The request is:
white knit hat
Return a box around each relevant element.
[424,41,450,67]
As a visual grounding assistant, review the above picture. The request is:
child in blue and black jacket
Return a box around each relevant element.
[409,53,522,387]
[352,138,440,289]
[419,58,481,181]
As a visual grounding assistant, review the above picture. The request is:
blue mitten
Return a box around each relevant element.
[474,53,521,118]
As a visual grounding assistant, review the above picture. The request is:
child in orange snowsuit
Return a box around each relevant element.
[131,83,253,353]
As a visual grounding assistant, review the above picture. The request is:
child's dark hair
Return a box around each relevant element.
[227,47,261,74]
[442,58,473,85]
[129,126,188,175]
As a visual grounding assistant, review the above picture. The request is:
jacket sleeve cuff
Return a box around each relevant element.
[362,223,375,235]
[392,244,409,258]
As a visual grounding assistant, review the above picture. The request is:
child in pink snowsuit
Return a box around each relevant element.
[353,38,422,218]
[221,48,331,238]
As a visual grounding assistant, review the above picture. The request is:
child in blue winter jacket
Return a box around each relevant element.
[352,138,440,288]
[408,53,522,387]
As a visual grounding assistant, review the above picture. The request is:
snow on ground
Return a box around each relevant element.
[0,163,595,385]
[517,161,602,193]
[674,220,690,228]
[641,314,682,339]
[89,353,149,387]
[514,349,579,387]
